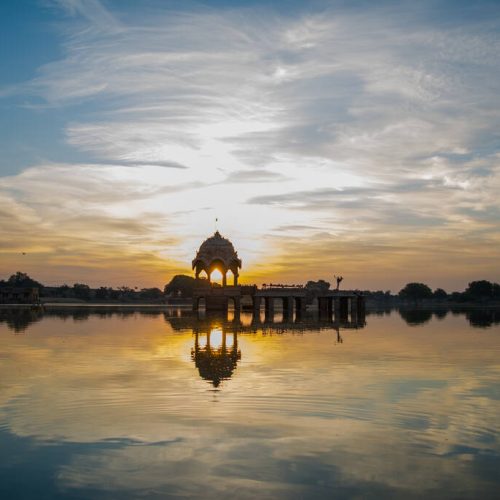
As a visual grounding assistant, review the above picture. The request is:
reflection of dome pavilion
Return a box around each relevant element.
[192,231,242,286]
[191,329,241,387]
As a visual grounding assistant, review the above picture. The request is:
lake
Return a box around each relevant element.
[1,306,499,499]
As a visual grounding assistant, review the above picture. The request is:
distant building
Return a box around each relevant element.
[0,287,40,304]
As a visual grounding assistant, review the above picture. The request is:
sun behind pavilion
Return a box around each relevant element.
[192,231,242,286]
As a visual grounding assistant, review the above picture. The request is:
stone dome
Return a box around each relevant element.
[192,231,242,285]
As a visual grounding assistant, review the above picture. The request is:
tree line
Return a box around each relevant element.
[395,280,500,302]
[0,272,164,303]
[1,272,499,304]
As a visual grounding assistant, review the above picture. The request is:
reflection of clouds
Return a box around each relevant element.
[0,313,499,496]
[55,415,496,498]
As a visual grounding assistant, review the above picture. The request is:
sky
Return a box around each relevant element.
[1,0,499,291]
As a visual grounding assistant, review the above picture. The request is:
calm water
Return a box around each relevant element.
[1,306,499,499]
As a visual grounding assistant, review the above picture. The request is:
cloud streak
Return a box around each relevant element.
[1,0,499,288]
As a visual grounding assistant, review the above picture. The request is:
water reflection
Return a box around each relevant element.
[0,306,155,332]
[2,306,500,334]
[166,309,364,334]
[466,309,500,328]
[394,307,500,328]
[434,309,448,320]
[192,328,241,387]
[186,313,349,387]
[1,305,500,499]
[0,307,44,333]
[398,309,433,326]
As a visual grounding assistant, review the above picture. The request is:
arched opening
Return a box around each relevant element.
[198,269,209,281]
[240,309,253,327]
[208,259,226,286]
[273,298,285,323]
[240,293,253,311]
[227,269,235,286]
[198,297,206,310]
[294,297,304,319]
[210,269,224,286]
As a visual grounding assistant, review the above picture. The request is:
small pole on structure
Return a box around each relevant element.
[334,275,343,291]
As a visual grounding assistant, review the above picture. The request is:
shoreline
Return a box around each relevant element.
[1,302,500,310]
[45,302,191,307]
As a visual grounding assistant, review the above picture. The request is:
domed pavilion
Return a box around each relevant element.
[192,231,242,286]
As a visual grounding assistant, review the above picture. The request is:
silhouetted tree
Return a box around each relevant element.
[398,282,433,301]
[139,287,163,300]
[433,288,448,300]
[95,287,110,300]
[117,286,136,301]
[465,280,493,300]
[164,275,198,298]
[449,291,468,303]
[363,290,394,301]
[305,280,330,292]
[73,283,91,300]
[55,284,71,298]
[4,271,44,290]
[304,279,331,304]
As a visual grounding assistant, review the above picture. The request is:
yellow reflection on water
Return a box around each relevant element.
[198,335,207,349]
[224,333,234,349]
[208,328,223,349]
[1,308,500,499]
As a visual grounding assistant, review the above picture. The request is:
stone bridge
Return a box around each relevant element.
[190,231,365,324]
[192,285,365,323]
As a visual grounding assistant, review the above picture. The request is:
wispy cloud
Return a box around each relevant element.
[50,0,124,33]
[1,0,499,287]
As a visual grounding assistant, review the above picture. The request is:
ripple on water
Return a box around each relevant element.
[1,309,500,499]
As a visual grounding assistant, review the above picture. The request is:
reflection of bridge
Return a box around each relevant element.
[177,311,365,388]
[166,310,366,334]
